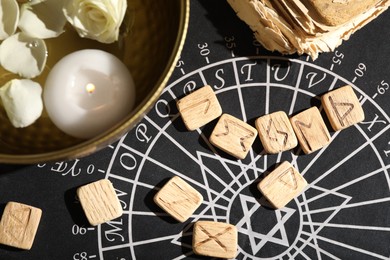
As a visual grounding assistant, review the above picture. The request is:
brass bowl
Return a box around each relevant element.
[0,0,189,164]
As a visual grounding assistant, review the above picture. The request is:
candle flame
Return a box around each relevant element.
[86,83,96,94]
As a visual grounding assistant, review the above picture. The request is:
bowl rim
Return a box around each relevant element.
[0,0,190,165]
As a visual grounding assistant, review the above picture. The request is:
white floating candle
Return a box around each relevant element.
[43,49,135,139]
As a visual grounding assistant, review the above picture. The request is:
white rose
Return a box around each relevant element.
[63,0,127,44]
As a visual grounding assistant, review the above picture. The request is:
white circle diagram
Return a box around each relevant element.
[98,56,390,259]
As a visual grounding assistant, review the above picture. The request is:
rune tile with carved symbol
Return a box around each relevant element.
[192,220,238,258]
[0,202,42,250]
[177,85,222,131]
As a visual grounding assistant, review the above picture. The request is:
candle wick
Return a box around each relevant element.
[86,83,96,94]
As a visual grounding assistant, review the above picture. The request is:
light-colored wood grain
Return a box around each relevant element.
[321,85,364,131]
[77,179,123,226]
[0,202,42,250]
[192,221,237,259]
[258,161,308,209]
[154,176,203,222]
[210,114,257,159]
[177,85,222,131]
[255,111,298,154]
[290,106,331,154]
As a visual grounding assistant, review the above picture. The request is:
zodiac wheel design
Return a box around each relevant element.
[98,56,390,259]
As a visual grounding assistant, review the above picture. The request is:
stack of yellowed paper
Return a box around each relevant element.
[227,0,390,59]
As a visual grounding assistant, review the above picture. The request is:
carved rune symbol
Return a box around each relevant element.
[328,96,354,127]
[182,99,211,115]
[295,120,313,151]
[6,208,32,241]
[278,168,298,190]
[158,197,191,219]
[295,120,329,152]
[216,119,255,152]
[158,182,195,218]
[266,118,288,146]
[196,225,232,251]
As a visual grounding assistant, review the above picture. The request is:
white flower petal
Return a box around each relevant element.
[0,33,47,78]
[0,0,19,40]
[0,79,43,128]
[18,0,67,39]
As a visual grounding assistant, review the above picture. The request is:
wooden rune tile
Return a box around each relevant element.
[321,85,365,131]
[77,179,123,226]
[192,221,238,259]
[177,85,222,131]
[209,114,257,159]
[154,176,203,222]
[0,202,42,250]
[255,111,298,154]
[258,161,308,209]
[290,107,331,154]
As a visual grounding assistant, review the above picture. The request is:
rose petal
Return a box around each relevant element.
[0,33,47,78]
[63,0,127,44]
[0,0,19,40]
[18,0,67,39]
[0,79,43,128]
